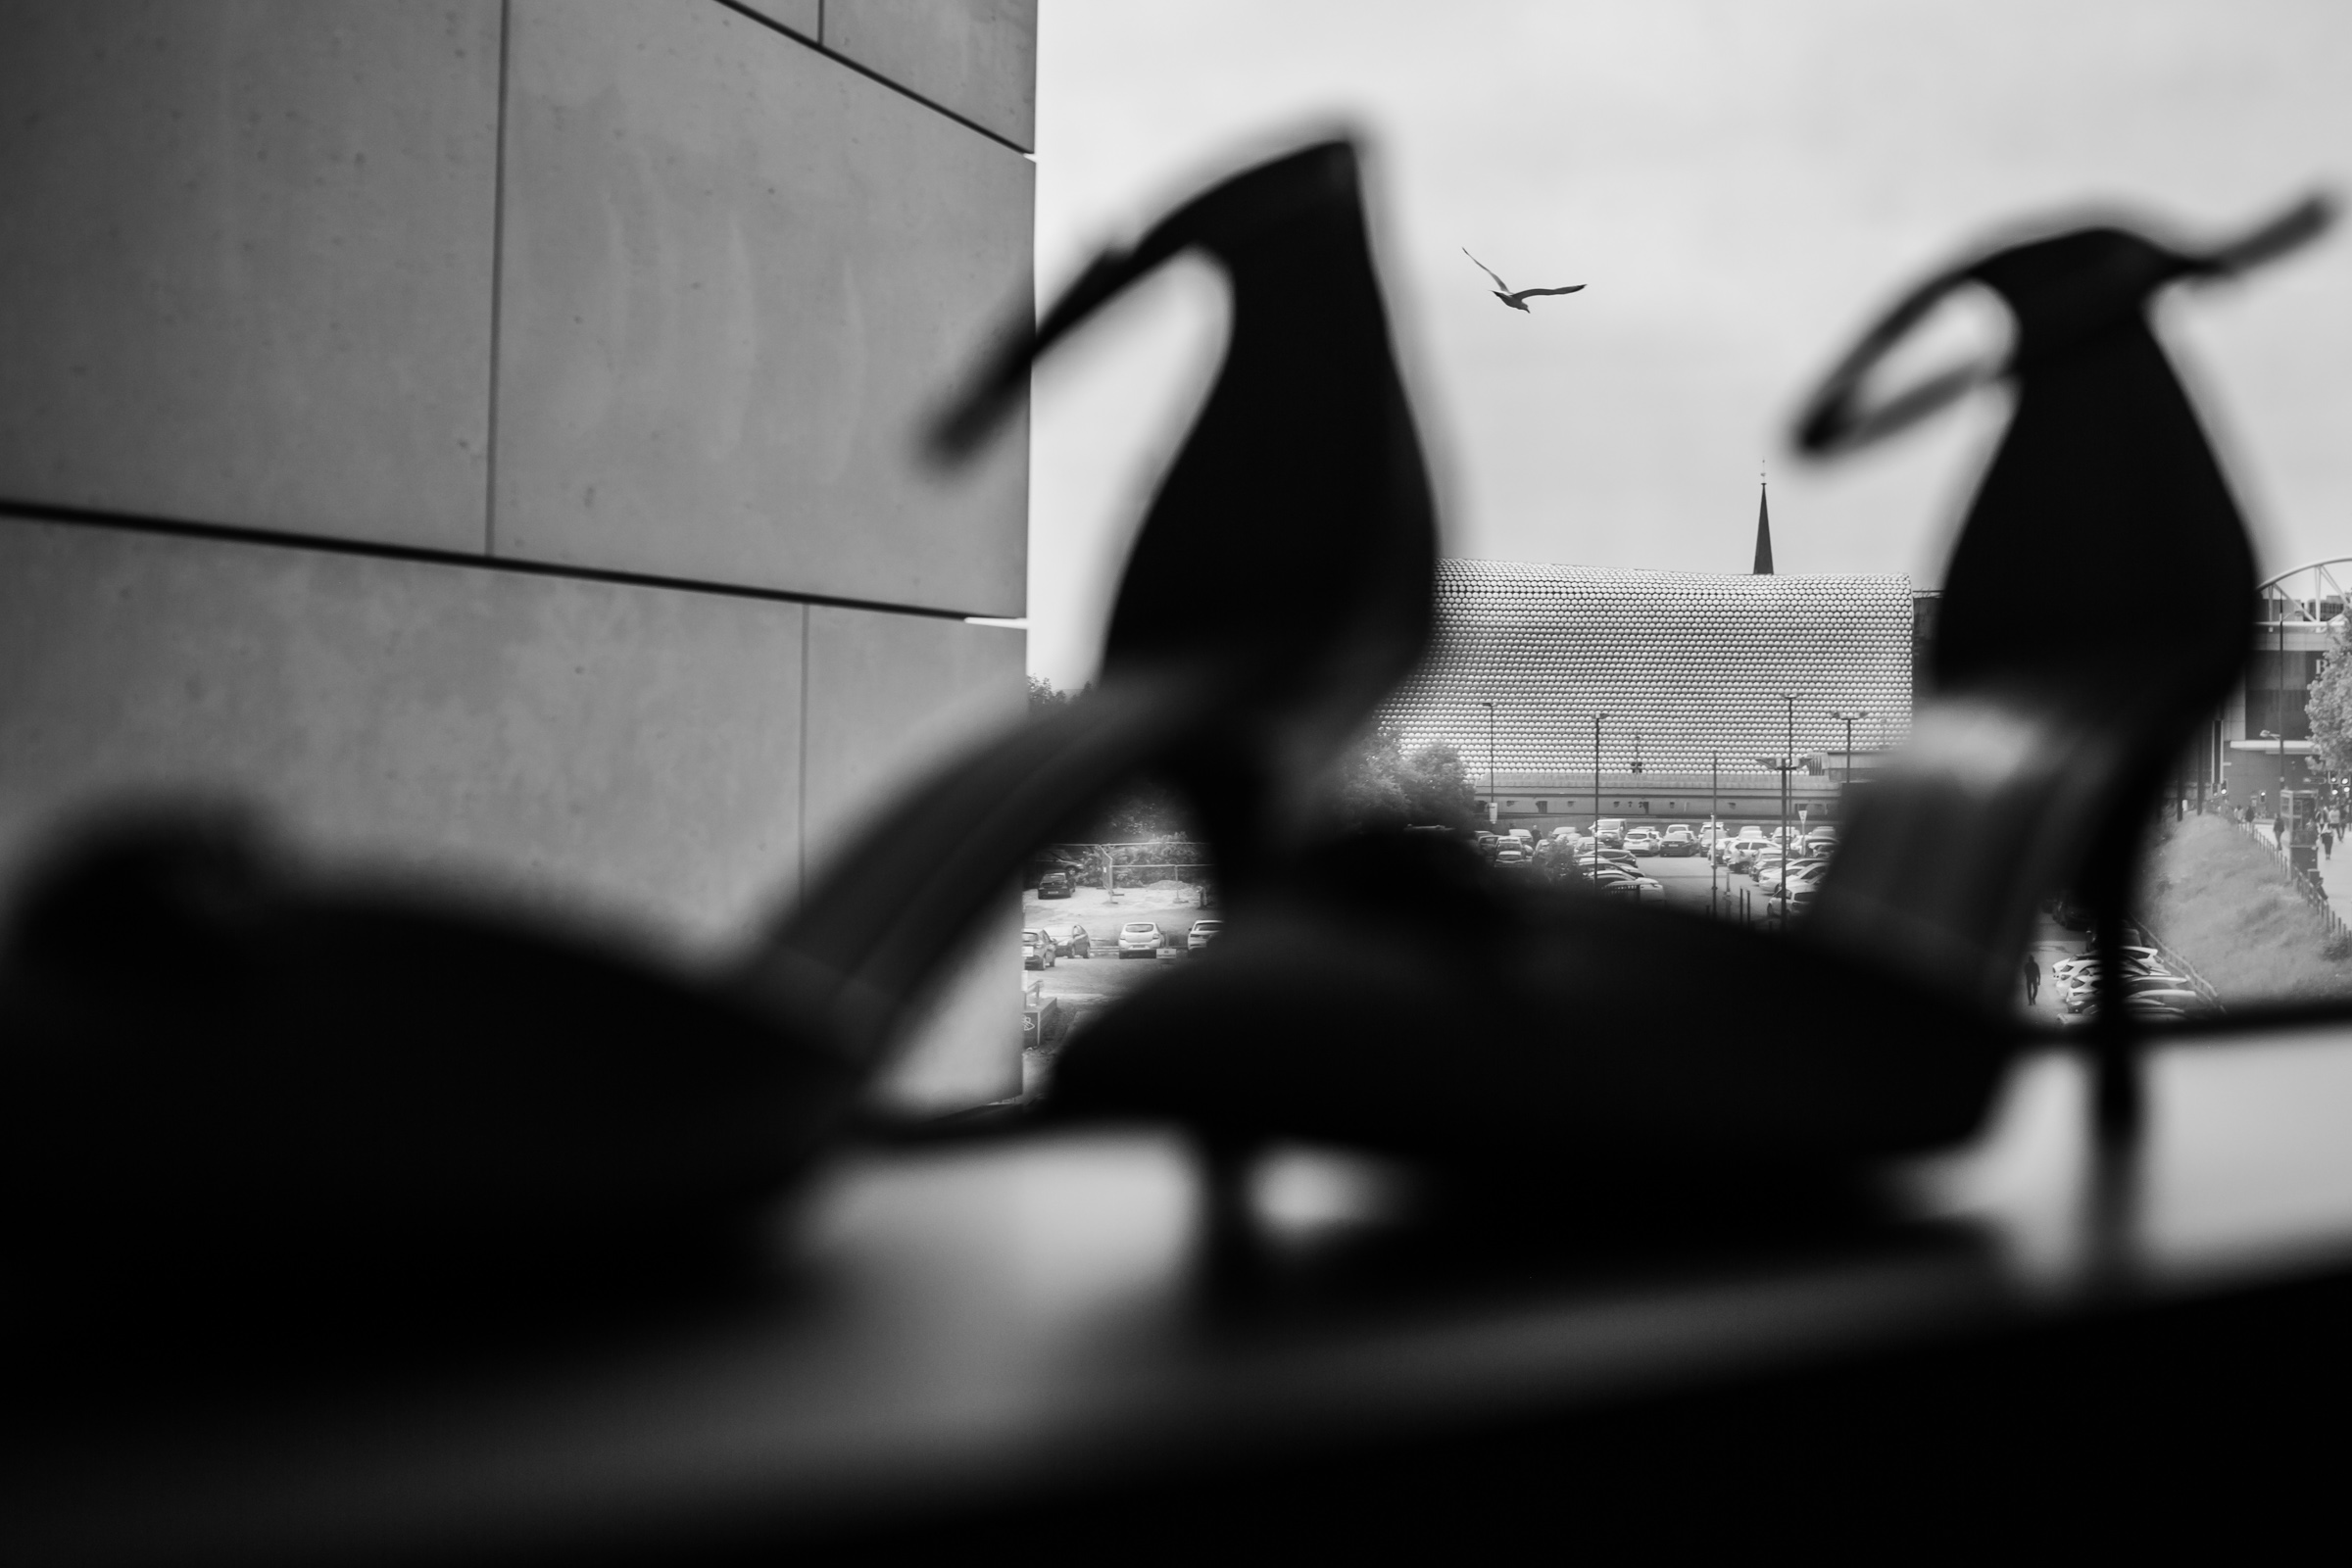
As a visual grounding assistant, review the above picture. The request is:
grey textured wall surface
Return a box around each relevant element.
[0,0,1033,1108]
[727,0,819,43]
[802,605,1027,1108]
[0,0,501,552]
[494,0,1032,614]
[0,520,805,956]
[803,605,1026,883]
[825,0,1038,151]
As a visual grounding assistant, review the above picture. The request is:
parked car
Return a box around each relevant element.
[1037,870,1074,899]
[1803,826,1839,853]
[2129,988,2205,1015]
[1574,848,1640,874]
[1021,928,1056,969]
[1625,827,1663,856]
[1592,818,1627,848]
[1046,920,1092,958]
[1116,921,1165,959]
[1187,919,1223,953]
[2065,972,2187,1013]
[1661,825,1698,856]
[1595,869,1667,906]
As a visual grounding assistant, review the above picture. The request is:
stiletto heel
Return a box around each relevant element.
[1047,193,2329,1175]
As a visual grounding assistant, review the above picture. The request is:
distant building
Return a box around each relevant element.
[2216,560,2352,808]
[1382,560,1914,830]
[1912,589,1942,698]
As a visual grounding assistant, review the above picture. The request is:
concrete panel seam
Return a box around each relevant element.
[711,0,1033,155]
[0,502,1002,625]
[799,606,811,903]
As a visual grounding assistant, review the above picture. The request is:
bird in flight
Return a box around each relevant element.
[1462,248,1585,312]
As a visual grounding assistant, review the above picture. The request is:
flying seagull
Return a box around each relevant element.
[1462,248,1585,312]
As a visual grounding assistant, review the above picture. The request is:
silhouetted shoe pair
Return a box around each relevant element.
[0,136,2329,1300]
[1021,178,2329,1169]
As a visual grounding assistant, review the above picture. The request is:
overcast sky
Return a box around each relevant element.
[1018,0,2352,689]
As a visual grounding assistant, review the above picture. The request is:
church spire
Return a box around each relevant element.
[1752,468,1775,575]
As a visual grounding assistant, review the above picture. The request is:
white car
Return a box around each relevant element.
[1116,921,1164,959]
[2062,970,2185,1013]
[1596,871,1667,906]
[1624,827,1663,855]
[1186,919,1223,953]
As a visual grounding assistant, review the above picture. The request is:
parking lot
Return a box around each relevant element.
[1023,844,2076,1083]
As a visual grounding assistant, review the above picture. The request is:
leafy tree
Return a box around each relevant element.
[1325,724,1482,832]
[1398,740,1482,827]
[2308,619,2352,785]
[1025,676,1196,843]
[1330,725,1412,829]
[1028,673,1072,715]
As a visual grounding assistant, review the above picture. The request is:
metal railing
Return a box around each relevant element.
[2132,919,2225,1011]
[2237,817,2350,947]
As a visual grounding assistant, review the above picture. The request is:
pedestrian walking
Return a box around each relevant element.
[2024,952,2041,1006]
[2325,826,2336,861]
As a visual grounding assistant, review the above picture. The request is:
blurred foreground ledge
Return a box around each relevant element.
[13,1029,2352,1561]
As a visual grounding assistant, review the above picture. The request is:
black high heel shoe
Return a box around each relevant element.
[0,139,1437,1296]
[1043,194,2329,1172]
[1794,193,2331,1132]
[739,136,1437,1053]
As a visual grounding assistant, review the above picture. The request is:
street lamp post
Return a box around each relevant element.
[1831,710,1866,832]
[1782,694,1795,903]
[1590,712,1605,884]
[1480,701,1496,826]
[1710,753,1721,915]
[2262,729,2283,840]
[1832,710,1866,789]
[1754,754,1797,919]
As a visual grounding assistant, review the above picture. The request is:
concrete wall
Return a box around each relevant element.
[0,0,1035,1110]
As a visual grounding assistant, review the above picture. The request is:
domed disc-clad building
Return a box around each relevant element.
[1381,560,1919,835]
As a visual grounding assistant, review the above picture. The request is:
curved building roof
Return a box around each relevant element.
[1381,560,1914,778]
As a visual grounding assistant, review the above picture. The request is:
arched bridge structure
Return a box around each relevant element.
[2258,559,2352,628]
